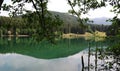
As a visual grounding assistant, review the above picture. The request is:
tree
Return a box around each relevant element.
[67,0,106,33]
[106,17,120,36]
[0,0,63,42]
[103,0,120,36]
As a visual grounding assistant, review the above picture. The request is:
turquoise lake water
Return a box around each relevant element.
[0,37,114,71]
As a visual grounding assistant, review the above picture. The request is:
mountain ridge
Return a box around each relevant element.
[50,11,112,25]
[91,17,111,25]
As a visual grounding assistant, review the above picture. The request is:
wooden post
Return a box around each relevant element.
[81,55,84,71]
[95,44,97,71]
[0,29,1,37]
[88,42,90,71]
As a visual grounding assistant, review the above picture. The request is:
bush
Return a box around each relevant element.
[107,43,120,55]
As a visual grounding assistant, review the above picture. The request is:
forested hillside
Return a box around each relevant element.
[50,11,110,34]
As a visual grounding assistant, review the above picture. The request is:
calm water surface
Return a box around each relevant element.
[0,37,113,71]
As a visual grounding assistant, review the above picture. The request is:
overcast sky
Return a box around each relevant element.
[48,0,115,18]
[0,0,116,18]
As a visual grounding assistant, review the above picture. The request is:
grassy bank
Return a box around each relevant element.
[62,31,106,39]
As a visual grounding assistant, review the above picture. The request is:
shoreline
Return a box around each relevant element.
[1,35,29,37]
[1,31,106,39]
[62,31,106,39]
[62,33,86,39]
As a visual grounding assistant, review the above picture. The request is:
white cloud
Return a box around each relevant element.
[87,6,115,18]
[48,0,115,18]
[48,0,71,13]
[0,11,9,16]
[3,0,12,4]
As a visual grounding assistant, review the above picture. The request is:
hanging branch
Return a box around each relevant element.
[67,0,107,34]
[31,0,47,36]
[67,0,83,25]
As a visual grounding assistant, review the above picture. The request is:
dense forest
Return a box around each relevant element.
[0,11,111,36]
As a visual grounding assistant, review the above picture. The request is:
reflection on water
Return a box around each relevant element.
[0,52,86,71]
[0,37,115,71]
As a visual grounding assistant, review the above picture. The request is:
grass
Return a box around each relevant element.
[62,31,106,39]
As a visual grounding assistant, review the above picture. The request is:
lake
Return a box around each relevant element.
[0,37,117,71]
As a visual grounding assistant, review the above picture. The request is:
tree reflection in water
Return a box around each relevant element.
[81,40,120,71]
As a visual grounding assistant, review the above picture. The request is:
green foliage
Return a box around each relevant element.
[0,0,63,42]
[2,4,11,11]
[106,37,120,55]
[67,0,120,36]
[108,43,120,55]
[106,0,120,15]
[106,17,120,36]
[67,0,107,33]
[0,11,110,36]
[68,0,105,15]
[103,0,120,36]
[22,11,63,42]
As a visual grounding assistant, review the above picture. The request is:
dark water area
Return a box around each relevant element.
[0,37,119,71]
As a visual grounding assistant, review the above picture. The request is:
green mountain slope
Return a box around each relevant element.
[50,11,79,25]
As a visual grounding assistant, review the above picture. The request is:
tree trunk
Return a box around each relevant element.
[0,0,4,10]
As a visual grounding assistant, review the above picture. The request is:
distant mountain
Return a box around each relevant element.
[50,11,112,25]
[91,17,112,25]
